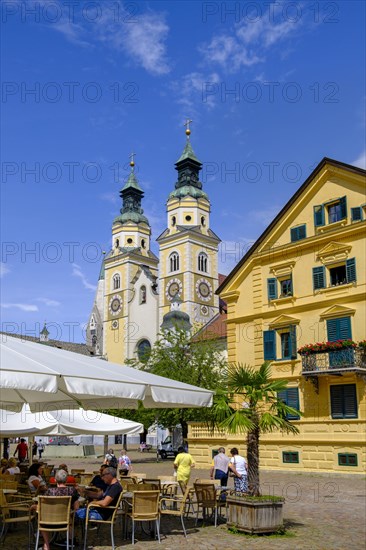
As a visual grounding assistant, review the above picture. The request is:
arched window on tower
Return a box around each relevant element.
[113,274,120,290]
[140,285,147,304]
[198,252,208,273]
[169,252,179,272]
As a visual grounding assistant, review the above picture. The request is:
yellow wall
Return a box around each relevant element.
[189,161,366,473]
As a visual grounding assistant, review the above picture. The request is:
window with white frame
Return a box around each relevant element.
[113,274,120,290]
[169,252,179,272]
[198,252,208,273]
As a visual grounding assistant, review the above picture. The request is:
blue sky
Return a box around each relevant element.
[1,0,365,343]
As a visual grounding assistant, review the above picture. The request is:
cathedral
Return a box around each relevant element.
[86,126,222,364]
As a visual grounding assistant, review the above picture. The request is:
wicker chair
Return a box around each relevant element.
[141,479,161,491]
[83,491,124,550]
[193,482,225,527]
[35,496,73,550]
[125,490,160,545]
[0,479,18,490]
[160,487,190,538]
[0,489,36,548]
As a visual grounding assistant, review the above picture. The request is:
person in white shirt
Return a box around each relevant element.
[5,457,20,475]
[228,447,248,493]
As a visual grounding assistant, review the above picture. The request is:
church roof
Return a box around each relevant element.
[175,139,202,165]
[161,309,192,331]
[121,171,143,192]
[192,311,227,342]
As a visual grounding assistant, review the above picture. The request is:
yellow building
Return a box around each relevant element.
[189,158,366,473]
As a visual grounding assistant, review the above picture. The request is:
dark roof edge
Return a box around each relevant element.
[216,157,366,295]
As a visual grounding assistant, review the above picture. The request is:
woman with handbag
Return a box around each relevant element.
[228,447,248,493]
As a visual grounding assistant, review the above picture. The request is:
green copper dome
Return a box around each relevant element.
[113,211,149,224]
[169,185,208,200]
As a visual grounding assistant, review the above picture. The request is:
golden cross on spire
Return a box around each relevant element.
[129,151,136,170]
[184,118,192,137]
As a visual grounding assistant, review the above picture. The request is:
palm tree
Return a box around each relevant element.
[213,362,301,497]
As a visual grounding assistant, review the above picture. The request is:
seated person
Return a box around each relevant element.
[0,458,8,474]
[75,467,122,523]
[90,464,109,490]
[5,457,20,474]
[39,469,80,550]
[49,463,76,485]
[139,442,147,452]
[27,463,47,494]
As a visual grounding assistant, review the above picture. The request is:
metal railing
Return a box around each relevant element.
[301,347,366,374]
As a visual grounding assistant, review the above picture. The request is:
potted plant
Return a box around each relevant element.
[213,362,301,534]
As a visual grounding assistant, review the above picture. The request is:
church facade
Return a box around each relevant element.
[86,130,221,364]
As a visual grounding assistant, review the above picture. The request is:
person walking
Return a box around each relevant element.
[174,445,195,485]
[32,441,38,458]
[14,438,28,462]
[210,447,230,487]
[228,447,248,493]
[118,449,132,476]
[38,440,45,460]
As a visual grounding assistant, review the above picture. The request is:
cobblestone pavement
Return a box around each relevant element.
[4,447,365,550]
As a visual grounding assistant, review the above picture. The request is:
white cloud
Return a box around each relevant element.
[72,263,97,291]
[172,71,221,115]
[352,151,366,169]
[1,303,38,312]
[41,2,170,76]
[120,12,170,75]
[36,298,61,307]
[200,6,303,72]
[0,262,10,278]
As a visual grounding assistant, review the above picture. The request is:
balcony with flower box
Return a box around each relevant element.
[299,341,366,385]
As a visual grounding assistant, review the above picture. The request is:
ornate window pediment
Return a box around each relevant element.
[270,261,296,278]
[269,315,300,328]
[316,241,352,264]
[320,305,356,319]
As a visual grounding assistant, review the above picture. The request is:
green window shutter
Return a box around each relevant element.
[267,278,277,300]
[298,224,306,239]
[330,385,344,418]
[343,385,357,418]
[278,388,300,420]
[340,196,347,219]
[346,258,356,283]
[351,207,362,221]
[286,387,300,419]
[327,317,351,342]
[313,266,325,290]
[314,205,325,227]
[327,319,338,342]
[263,330,276,360]
[290,225,306,242]
[290,325,297,360]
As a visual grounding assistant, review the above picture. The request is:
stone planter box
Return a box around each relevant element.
[227,495,284,534]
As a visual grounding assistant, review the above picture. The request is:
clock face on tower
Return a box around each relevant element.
[165,278,183,301]
[196,278,212,302]
[109,294,123,316]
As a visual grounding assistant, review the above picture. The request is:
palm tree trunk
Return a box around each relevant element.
[247,427,260,496]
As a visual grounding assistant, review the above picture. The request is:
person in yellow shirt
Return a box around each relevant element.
[173,446,195,484]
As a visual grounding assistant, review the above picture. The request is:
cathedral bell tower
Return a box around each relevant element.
[157,123,221,328]
[103,154,159,364]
